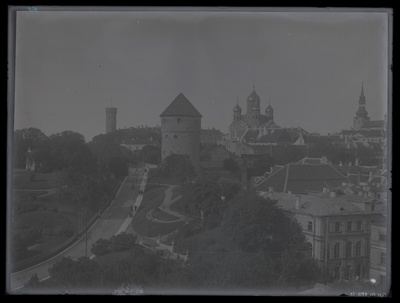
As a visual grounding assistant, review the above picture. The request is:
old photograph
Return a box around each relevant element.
[7,6,391,296]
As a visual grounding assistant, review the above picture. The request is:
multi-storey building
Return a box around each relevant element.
[258,190,385,282]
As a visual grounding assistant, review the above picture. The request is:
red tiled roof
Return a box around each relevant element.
[160,93,202,117]
[242,128,292,144]
[361,120,385,129]
[256,163,349,194]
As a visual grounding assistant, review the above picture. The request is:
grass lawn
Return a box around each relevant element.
[151,208,179,221]
[13,172,54,190]
[169,195,185,213]
[132,186,186,237]
[15,209,78,232]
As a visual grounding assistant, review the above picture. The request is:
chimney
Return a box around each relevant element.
[288,190,292,194]
[330,191,336,198]
[269,187,274,193]
[349,162,352,167]
[347,172,350,178]
[369,171,373,181]
[355,158,359,166]
[322,187,327,193]
[339,161,342,167]
[295,195,301,209]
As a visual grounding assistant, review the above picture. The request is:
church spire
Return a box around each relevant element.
[359,82,366,104]
[253,80,255,91]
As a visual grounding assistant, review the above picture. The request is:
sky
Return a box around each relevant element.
[13,8,390,142]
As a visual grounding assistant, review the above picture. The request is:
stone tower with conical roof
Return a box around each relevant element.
[353,83,371,130]
[160,93,202,170]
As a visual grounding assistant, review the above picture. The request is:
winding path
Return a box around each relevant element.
[145,185,187,223]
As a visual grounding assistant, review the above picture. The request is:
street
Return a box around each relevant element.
[9,166,147,292]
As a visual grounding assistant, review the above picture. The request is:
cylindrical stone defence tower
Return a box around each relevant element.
[106,107,117,134]
[160,93,202,170]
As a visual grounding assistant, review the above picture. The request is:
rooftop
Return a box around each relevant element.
[256,163,349,194]
[264,192,377,216]
[160,93,202,117]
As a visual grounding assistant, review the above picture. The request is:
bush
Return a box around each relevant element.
[91,238,111,256]
[109,232,137,252]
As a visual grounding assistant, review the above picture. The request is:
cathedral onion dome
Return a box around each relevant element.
[356,106,368,117]
[233,103,242,113]
[247,90,260,103]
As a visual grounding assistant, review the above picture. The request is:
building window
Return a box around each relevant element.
[308,221,313,231]
[346,242,352,258]
[174,135,178,139]
[333,243,340,259]
[327,244,330,259]
[335,222,341,233]
[347,221,352,232]
[371,203,376,211]
[355,241,362,257]
[380,252,386,266]
[379,233,386,242]
[357,221,362,231]
[306,242,313,258]
[165,134,168,139]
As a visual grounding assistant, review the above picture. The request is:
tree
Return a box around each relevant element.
[48,131,96,173]
[13,127,51,170]
[223,158,239,173]
[159,154,196,182]
[138,145,161,165]
[91,238,111,256]
[222,191,305,254]
[48,256,104,289]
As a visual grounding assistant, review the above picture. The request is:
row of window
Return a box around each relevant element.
[306,220,364,233]
[327,241,363,259]
[332,221,363,233]
[165,134,178,139]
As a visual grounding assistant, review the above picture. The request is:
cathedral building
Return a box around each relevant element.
[229,84,279,141]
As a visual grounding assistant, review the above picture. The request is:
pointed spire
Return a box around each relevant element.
[253,80,255,91]
[358,81,366,106]
[269,97,271,106]
[361,81,364,98]
[236,96,239,105]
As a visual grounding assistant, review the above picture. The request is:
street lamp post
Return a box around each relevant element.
[85,204,88,258]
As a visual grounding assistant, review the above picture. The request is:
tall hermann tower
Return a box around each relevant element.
[106,107,117,134]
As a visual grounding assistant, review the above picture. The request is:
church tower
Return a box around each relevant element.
[265,99,274,122]
[246,82,261,127]
[160,93,202,170]
[106,107,117,134]
[233,98,242,121]
[353,83,370,130]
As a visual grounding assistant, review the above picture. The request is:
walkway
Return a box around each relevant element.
[144,184,188,223]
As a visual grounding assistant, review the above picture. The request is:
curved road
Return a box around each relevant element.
[9,166,147,292]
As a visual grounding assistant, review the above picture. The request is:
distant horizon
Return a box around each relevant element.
[12,8,390,142]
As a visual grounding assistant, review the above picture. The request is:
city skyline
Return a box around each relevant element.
[13,8,389,141]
